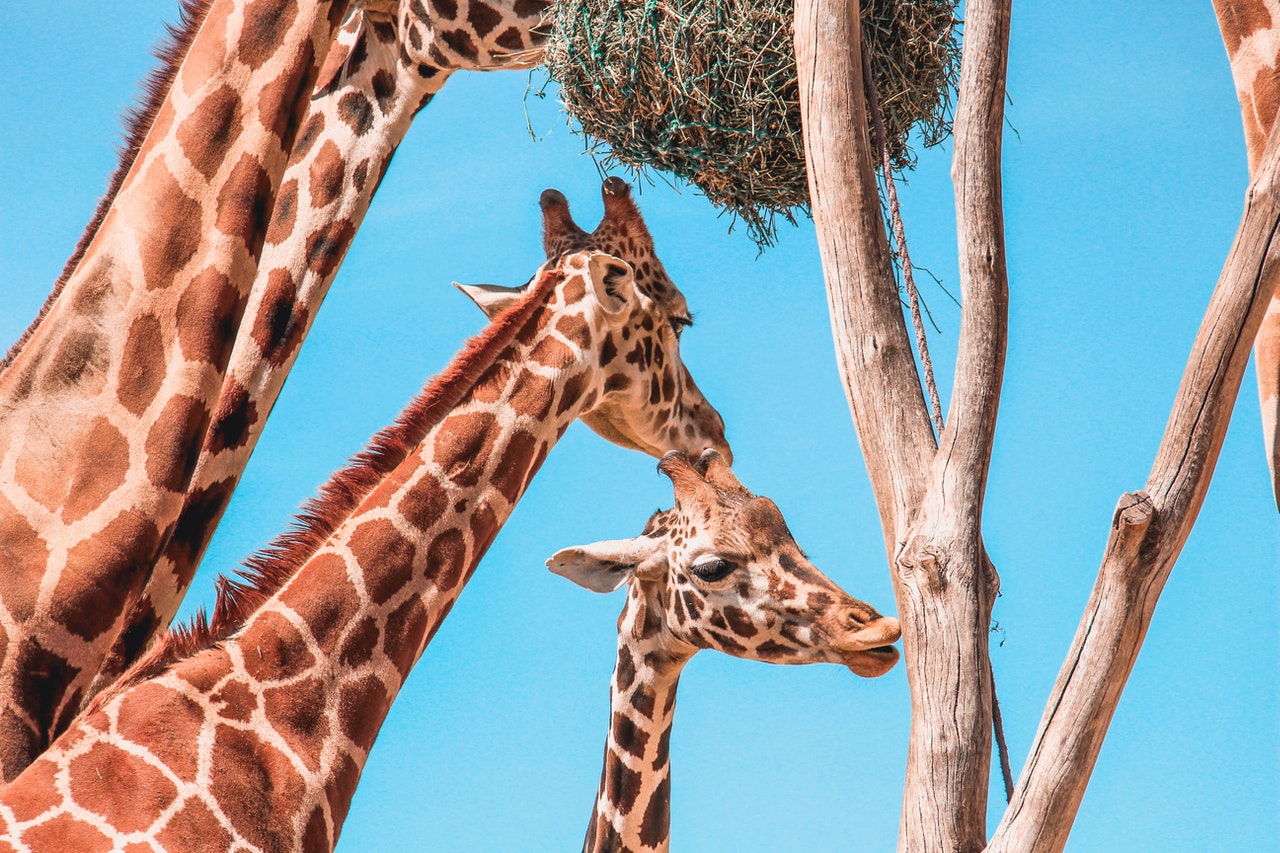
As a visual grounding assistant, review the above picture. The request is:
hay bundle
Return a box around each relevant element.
[543,0,960,245]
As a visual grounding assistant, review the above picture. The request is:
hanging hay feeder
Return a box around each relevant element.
[542,0,960,245]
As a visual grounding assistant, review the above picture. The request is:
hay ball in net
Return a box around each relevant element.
[543,0,960,246]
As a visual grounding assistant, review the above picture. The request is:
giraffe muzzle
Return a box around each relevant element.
[836,616,902,678]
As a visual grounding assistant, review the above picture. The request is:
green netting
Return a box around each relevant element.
[542,0,960,246]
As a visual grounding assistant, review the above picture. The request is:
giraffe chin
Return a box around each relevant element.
[840,645,901,678]
[580,409,668,459]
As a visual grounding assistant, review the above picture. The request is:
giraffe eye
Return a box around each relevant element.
[669,315,692,339]
[690,556,734,582]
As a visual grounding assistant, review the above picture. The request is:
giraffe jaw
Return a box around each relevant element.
[840,645,901,678]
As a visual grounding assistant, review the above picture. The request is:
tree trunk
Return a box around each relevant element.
[795,0,1278,850]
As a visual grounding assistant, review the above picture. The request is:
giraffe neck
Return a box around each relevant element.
[86,5,452,701]
[1214,0,1280,169]
[0,267,609,850]
[0,0,349,785]
[89,0,557,698]
[584,583,692,853]
[1212,0,1280,509]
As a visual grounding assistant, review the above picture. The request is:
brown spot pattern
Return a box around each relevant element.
[433,411,497,487]
[240,610,315,682]
[211,679,257,722]
[211,724,306,852]
[58,510,161,640]
[493,429,538,504]
[257,39,319,152]
[117,313,165,414]
[21,814,113,853]
[239,0,299,69]
[604,749,642,815]
[398,473,448,530]
[252,267,307,365]
[263,676,328,772]
[116,682,204,783]
[468,1,502,36]
[144,394,210,492]
[280,553,361,650]
[266,178,299,245]
[308,139,345,208]
[339,675,391,752]
[349,518,417,604]
[427,528,467,592]
[337,90,374,135]
[638,774,671,847]
[611,713,648,759]
[176,84,242,181]
[509,371,554,419]
[340,617,380,667]
[215,154,273,261]
[156,800,233,852]
[175,266,243,365]
[383,596,429,681]
[3,756,60,822]
[56,418,128,523]
[305,218,356,276]
[293,111,325,160]
[207,382,256,454]
[69,741,177,833]
[42,325,106,396]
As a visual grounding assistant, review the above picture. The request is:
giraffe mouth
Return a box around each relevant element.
[840,645,900,678]
[837,616,902,677]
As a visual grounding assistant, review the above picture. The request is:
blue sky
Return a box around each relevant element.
[2,1,1277,850]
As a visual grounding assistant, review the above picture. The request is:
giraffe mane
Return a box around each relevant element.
[1,0,215,372]
[87,266,564,711]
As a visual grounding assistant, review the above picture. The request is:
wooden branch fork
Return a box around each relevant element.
[794,0,1280,850]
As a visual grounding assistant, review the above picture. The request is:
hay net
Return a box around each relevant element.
[542,0,960,246]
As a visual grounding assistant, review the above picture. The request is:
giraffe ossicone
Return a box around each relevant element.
[0,186,728,852]
[551,450,900,853]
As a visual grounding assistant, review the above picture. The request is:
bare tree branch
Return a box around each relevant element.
[986,122,1280,853]
[797,0,1011,849]
[794,0,936,556]
[889,0,1011,846]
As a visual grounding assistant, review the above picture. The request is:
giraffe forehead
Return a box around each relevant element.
[557,233,685,310]
[673,496,794,556]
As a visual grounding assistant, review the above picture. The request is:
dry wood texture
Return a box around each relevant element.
[796,0,1275,850]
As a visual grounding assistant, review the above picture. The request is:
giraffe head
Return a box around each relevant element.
[548,451,901,677]
[456,181,730,462]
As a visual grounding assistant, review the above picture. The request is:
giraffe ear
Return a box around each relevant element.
[546,537,665,593]
[453,281,525,319]
[584,253,635,315]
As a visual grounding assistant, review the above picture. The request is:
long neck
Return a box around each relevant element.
[93,274,600,851]
[0,273,605,850]
[87,5,450,701]
[201,276,601,846]
[584,585,691,853]
[1212,0,1280,508]
[1214,0,1280,170]
[0,0,347,785]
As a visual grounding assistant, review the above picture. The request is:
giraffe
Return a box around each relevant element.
[86,0,554,703]
[0,189,729,851]
[0,0,353,784]
[548,450,901,853]
[1212,0,1280,510]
